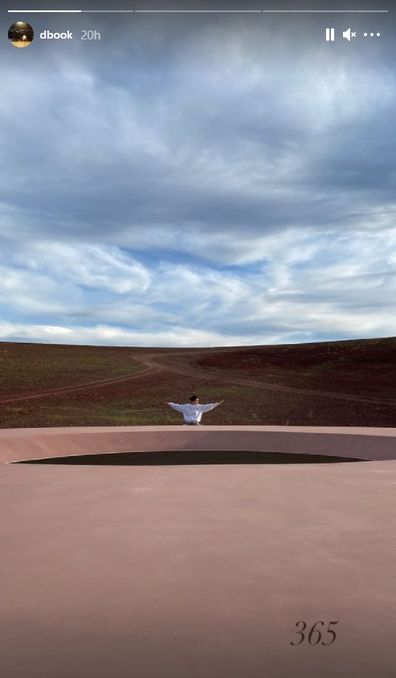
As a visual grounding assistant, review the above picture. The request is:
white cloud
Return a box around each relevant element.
[0,321,271,348]
[1,16,395,346]
[0,228,395,346]
[30,243,151,294]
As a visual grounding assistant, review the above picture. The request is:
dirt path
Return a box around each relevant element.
[0,349,396,407]
[1,350,395,408]
[136,354,396,408]
[0,349,219,405]
[0,362,160,405]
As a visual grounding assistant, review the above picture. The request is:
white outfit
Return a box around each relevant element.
[167,402,220,424]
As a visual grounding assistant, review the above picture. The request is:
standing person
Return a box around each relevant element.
[165,395,224,425]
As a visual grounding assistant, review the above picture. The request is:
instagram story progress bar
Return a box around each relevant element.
[6,8,390,14]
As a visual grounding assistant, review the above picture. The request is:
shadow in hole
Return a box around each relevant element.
[19,450,364,465]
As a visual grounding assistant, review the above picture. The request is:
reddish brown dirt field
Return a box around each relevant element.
[0,337,395,428]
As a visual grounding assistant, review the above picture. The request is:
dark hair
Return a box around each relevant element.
[189,394,198,402]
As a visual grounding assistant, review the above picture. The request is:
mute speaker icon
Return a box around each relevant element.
[343,28,352,41]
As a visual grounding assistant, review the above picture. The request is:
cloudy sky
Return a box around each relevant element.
[1,2,395,346]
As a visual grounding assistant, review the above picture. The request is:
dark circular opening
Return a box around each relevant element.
[19,450,364,465]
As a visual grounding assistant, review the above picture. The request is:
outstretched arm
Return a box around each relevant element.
[166,402,185,413]
[199,400,224,413]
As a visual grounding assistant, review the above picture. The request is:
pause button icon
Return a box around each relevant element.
[326,27,335,41]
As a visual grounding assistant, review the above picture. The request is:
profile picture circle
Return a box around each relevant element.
[8,22,34,48]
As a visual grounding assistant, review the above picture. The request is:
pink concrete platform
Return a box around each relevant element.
[1,426,396,677]
[1,425,396,464]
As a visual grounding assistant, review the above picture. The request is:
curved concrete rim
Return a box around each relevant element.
[1,425,396,464]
